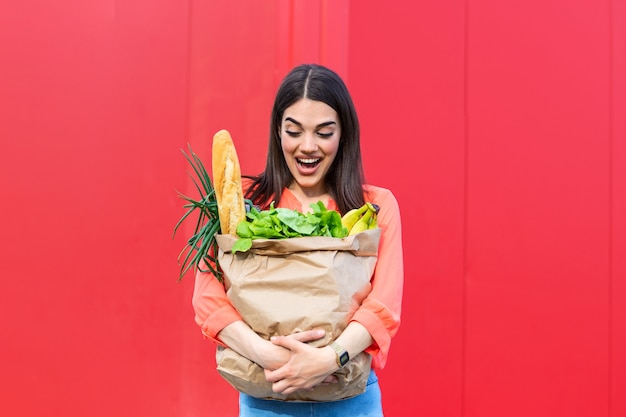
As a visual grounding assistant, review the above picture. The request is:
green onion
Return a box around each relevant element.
[173,145,223,282]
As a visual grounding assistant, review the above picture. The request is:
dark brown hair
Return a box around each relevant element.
[245,64,366,214]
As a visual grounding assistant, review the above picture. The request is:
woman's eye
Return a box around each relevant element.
[285,130,302,137]
[317,132,334,138]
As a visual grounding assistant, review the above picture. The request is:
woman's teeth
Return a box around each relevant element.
[297,158,320,166]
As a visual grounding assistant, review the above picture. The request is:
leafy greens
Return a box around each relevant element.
[232,201,348,253]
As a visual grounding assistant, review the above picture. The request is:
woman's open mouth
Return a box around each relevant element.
[296,157,322,174]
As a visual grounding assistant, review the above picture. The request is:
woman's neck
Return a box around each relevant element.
[287,184,331,213]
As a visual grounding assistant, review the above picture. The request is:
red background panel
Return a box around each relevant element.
[0,1,624,417]
[465,1,611,416]
[0,1,189,416]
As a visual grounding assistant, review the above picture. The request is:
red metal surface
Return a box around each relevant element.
[0,1,623,416]
[465,2,611,415]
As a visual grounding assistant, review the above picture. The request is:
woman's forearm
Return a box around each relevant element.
[218,321,328,370]
[333,321,374,361]
[217,321,287,369]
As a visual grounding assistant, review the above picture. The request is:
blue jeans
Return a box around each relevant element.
[238,371,383,417]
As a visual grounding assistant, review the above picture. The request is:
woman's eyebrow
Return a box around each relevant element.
[284,117,301,127]
[316,121,337,128]
[284,117,337,128]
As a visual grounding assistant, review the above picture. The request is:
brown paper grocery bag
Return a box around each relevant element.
[214,228,380,402]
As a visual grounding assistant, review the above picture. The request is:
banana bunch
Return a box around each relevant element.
[341,202,380,235]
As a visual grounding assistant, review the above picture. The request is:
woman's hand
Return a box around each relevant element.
[257,329,327,370]
[263,335,338,395]
[264,321,374,394]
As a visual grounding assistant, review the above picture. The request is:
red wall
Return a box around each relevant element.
[0,1,624,416]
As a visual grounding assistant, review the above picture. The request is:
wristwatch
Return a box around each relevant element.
[330,342,350,368]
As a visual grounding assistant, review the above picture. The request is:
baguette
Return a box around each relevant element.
[212,129,246,235]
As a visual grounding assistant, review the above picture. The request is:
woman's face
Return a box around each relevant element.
[280,98,341,197]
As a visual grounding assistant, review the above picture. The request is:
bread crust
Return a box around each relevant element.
[212,129,246,235]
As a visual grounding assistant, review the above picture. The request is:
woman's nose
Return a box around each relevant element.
[299,132,318,152]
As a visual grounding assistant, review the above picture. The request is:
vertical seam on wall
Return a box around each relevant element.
[344,0,349,77]
[288,0,295,68]
[319,0,348,78]
[608,1,614,416]
[274,0,291,87]
[179,0,194,409]
[183,0,193,184]
[462,0,470,416]
[320,0,326,65]
[184,0,193,138]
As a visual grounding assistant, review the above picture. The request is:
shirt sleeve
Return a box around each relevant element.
[350,187,404,369]
[191,260,243,346]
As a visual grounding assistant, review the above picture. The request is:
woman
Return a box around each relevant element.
[192,64,404,416]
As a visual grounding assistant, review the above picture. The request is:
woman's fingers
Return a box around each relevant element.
[285,328,325,343]
[269,335,301,352]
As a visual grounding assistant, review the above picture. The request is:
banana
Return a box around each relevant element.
[368,213,378,230]
[348,208,374,235]
[343,202,380,235]
[341,204,369,231]
[366,202,380,214]
[365,202,379,230]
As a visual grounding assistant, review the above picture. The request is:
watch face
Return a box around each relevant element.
[339,351,350,367]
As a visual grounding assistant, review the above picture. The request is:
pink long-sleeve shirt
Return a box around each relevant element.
[192,182,404,369]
